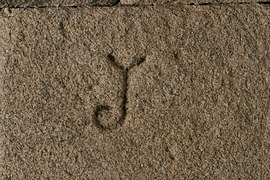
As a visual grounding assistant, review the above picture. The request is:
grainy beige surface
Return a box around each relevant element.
[0,0,119,8]
[0,11,9,179]
[121,0,270,5]
[0,0,270,7]
[1,3,270,180]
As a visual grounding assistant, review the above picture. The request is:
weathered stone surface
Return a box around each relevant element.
[1,0,270,7]
[0,12,9,178]
[120,0,269,5]
[0,0,119,8]
[1,4,270,179]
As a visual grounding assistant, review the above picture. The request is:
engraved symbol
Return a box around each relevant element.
[93,54,145,130]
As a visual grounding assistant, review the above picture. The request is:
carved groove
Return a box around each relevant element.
[93,54,145,130]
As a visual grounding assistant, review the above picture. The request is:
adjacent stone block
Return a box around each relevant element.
[0,0,119,8]
[1,4,270,179]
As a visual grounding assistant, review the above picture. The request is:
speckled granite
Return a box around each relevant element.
[1,3,270,179]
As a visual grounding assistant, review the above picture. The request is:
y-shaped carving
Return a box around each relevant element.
[93,54,145,130]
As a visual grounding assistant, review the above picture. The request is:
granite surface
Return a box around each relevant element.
[0,0,119,8]
[0,0,270,7]
[1,3,270,179]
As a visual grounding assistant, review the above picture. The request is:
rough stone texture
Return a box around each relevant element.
[120,0,270,5]
[1,4,270,179]
[0,11,9,178]
[1,0,270,7]
[0,0,119,8]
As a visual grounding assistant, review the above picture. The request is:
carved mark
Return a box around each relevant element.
[4,176,11,180]
[59,21,67,38]
[128,57,146,70]
[93,105,111,129]
[93,54,146,130]
[165,146,175,161]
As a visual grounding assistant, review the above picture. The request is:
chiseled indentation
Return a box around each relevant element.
[93,54,146,130]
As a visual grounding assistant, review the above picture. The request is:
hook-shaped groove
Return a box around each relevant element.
[93,54,146,130]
